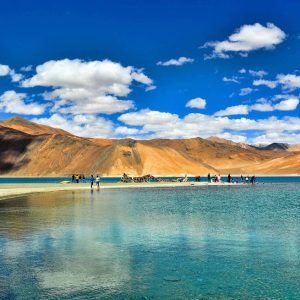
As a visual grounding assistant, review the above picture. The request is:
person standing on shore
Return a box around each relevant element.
[227,174,231,183]
[95,175,100,190]
[208,173,211,183]
[90,175,95,189]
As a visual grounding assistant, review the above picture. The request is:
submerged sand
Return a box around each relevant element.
[0,181,245,200]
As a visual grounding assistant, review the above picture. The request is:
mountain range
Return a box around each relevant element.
[0,116,299,176]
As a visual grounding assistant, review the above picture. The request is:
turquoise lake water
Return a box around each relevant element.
[0,184,300,299]
[0,176,300,184]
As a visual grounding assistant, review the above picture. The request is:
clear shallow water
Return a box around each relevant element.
[0,184,300,299]
[0,176,300,184]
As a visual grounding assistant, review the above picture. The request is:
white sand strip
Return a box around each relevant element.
[0,181,245,200]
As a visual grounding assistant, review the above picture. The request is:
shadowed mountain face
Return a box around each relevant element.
[0,117,299,176]
[258,143,289,151]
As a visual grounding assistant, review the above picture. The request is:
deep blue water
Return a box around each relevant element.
[0,176,300,184]
[0,184,300,299]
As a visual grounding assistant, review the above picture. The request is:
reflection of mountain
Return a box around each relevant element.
[0,116,299,175]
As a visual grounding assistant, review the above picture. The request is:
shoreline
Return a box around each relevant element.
[0,182,248,201]
[0,174,299,178]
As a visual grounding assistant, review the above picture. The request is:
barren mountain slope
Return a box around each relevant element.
[0,116,70,136]
[0,125,46,174]
[0,117,299,175]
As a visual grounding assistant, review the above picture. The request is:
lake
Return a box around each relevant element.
[0,183,300,299]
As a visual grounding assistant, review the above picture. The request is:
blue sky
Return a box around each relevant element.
[0,0,299,144]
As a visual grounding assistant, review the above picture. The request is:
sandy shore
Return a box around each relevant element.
[0,181,245,200]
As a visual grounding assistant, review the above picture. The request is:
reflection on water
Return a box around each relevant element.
[0,185,300,299]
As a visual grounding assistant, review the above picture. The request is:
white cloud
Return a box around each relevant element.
[214,132,248,143]
[0,64,10,76]
[239,87,254,96]
[203,23,286,59]
[22,59,153,115]
[145,85,157,92]
[118,109,300,142]
[9,70,23,82]
[248,69,268,77]
[277,74,300,90]
[118,109,179,126]
[253,73,300,91]
[239,69,268,77]
[223,76,240,84]
[115,126,140,136]
[0,91,46,115]
[273,98,299,111]
[186,97,206,109]
[253,79,278,88]
[0,64,23,82]
[250,102,274,112]
[215,98,299,115]
[252,132,300,145]
[32,113,114,138]
[45,89,134,114]
[157,57,194,66]
[214,105,249,116]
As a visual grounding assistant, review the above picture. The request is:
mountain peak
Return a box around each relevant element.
[0,115,71,136]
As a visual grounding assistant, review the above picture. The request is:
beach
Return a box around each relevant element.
[0,181,244,200]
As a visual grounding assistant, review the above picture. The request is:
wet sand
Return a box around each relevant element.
[0,181,245,200]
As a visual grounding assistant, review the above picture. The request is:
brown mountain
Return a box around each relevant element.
[0,117,299,176]
[0,116,71,136]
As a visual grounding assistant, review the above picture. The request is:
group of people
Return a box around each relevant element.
[71,174,101,189]
[206,173,256,184]
[71,174,85,183]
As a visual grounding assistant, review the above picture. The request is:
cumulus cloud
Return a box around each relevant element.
[250,102,274,112]
[214,105,249,116]
[253,73,300,91]
[186,97,206,109]
[0,90,46,115]
[0,64,11,76]
[114,126,140,136]
[32,113,114,138]
[215,98,299,116]
[252,132,300,145]
[118,108,300,143]
[118,109,179,126]
[22,58,153,115]
[0,64,23,82]
[277,74,300,90]
[273,98,299,110]
[214,132,248,143]
[250,98,299,112]
[157,57,194,66]
[203,23,286,59]
[253,79,278,88]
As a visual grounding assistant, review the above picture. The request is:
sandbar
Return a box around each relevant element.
[0,181,246,201]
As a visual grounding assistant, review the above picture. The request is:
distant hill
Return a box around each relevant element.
[0,117,299,176]
[0,116,71,136]
[257,143,289,151]
[206,136,253,149]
